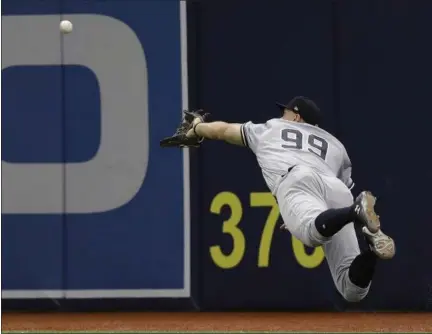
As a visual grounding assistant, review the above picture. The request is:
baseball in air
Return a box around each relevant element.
[60,20,73,34]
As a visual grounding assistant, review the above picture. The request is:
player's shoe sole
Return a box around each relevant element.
[362,227,396,260]
[353,191,380,233]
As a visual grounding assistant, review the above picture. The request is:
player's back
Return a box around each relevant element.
[242,118,350,193]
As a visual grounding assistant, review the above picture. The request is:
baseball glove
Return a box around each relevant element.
[160,109,210,148]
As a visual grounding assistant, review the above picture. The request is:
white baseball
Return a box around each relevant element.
[60,20,73,34]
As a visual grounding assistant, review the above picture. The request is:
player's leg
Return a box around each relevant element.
[312,189,395,260]
[322,176,395,302]
[322,222,374,302]
[276,167,329,247]
[277,169,377,301]
[313,190,375,239]
[320,180,395,260]
[276,166,373,247]
[313,205,356,238]
[276,166,360,247]
[320,179,373,302]
[277,166,395,257]
[277,168,373,246]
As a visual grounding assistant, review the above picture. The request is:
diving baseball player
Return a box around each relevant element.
[160,97,395,302]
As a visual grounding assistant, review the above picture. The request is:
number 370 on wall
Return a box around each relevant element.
[209,192,325,270]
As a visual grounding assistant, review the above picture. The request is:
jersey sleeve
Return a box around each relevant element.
[240,121,268,153]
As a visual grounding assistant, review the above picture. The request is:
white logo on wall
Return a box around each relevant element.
[2,14,149,214]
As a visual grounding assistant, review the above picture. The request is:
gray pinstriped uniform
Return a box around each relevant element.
[241,118,369,302]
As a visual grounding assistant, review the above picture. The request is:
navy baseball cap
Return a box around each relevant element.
[276,96,322,126]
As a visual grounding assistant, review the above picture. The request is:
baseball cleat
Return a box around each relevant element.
[362,227,396,260]
[353,191,380,233]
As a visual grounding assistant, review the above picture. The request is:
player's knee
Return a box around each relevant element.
[341,289,368,303]
[291,225,321,248]
[339,275,370,303]
[305,220,330,247]
[284,217,329,247]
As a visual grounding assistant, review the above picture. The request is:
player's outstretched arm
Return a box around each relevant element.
[187,119,245,146]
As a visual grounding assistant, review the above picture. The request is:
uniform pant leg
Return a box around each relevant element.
[322,176,370,302]
[276,167,330,247]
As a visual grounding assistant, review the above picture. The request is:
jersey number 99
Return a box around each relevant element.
[281,129,328,160]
